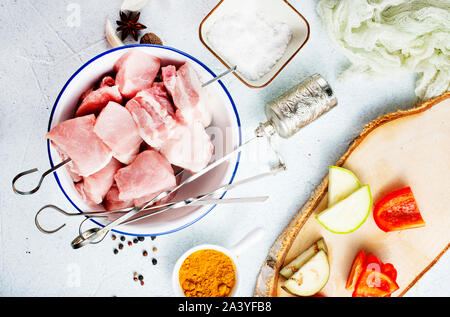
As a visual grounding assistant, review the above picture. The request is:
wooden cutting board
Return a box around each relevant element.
[254,92,450,297]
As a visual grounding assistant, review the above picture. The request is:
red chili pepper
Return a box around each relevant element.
[373,187,425,232]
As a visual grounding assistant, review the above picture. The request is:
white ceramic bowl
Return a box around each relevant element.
[172,228,264,297]
[47,44,242,237]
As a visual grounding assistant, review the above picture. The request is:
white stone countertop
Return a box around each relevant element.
[0,0,448,296]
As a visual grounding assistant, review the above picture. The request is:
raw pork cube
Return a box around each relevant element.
[94,101,142,164]
[114,49,161,98]
[46,115,113,177]
[161,65,176,93]
[104,185,134,211]
[78,158,122,205]
[52,143,82,182]
[99,75,115,88]
[133,188,175,208]
[125,87,177,149]
[114,150,176,201]
[75,182,97,206]
[160,121,213,173]
[75,85,122,117]
[161,63,212,127]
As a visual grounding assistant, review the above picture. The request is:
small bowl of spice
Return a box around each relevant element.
[172,228,264,297]
[200,0,310,88]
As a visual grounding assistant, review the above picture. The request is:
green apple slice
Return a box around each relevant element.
[316,185,372,234]
[328,166,361,207]
[280,238,327,279]
[282,250,330,296]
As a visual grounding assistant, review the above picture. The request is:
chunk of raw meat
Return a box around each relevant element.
[79,158,122,205]
[152,81,165,90]
[161,63,212,127]
[75,85,123,117]
[104,185,134,211]
[114,49,161,98]
[160,121,213,173]
[125,87,177,149]
[99,76,115,87]
[114,150,176,201]
[75,182,97,206]
[46,115,113,177]
[161,65,176,93]
[133,188,175,208]
[94,101,142,164]
[52,143,82,182]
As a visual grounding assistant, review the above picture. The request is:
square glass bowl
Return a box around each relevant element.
[199,0,310,88]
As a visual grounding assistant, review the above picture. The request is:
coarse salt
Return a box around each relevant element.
[206,11,292,81]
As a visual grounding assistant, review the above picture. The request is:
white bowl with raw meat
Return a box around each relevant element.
[47,45,241,236]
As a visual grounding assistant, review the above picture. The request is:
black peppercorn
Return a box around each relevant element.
[113,249,118,254]
[152,258,157,265]
[138,236,144,242]
[118,243,124,250]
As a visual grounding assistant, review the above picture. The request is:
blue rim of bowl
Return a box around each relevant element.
[47,44,242,237]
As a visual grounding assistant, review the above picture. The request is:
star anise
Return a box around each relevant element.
[116,11,147,41]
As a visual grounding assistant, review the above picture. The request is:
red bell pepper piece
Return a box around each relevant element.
[382,263,397,281]
[347,251,399,297]
[364,254,382,272]
[345,250,366,290]
[373,187,425,232]
[353,270,399,297]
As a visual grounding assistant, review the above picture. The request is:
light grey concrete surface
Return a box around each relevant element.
[0,0,448,297]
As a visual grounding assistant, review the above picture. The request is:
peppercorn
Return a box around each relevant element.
[128,241,132,246]
[140,32,163,46]
[133,272,138,282]
[143,250,148,257]
[120,236,125,242]
[138,275,144,281]
[113,249,118,254]
[151,236,156,241]
[133,238,138,244]
[111,234,116,240]
[138,236,145,242]
[152,247,157,252]
[118,243,124,250]
[152,258,157,265]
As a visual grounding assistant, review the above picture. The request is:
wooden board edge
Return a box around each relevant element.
[253,92,450,297]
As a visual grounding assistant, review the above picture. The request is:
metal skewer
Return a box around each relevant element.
[12,158,71,195]
[71,165,282,249]
[202,66,237,87]
[35,196,268,235]
[120,166,282,227]
[70,139,268,248]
